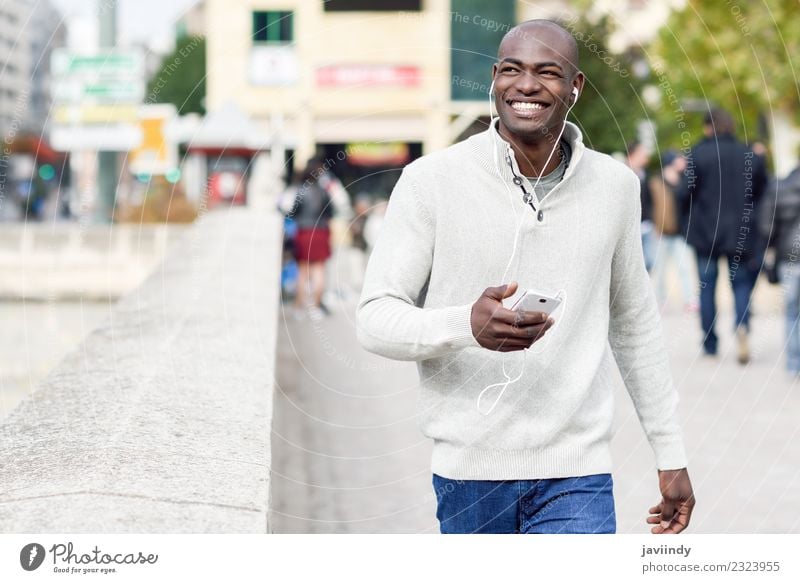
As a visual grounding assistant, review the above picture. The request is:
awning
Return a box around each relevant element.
[185,101,270,151]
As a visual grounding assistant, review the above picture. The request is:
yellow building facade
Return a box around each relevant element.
[204,1,677,170]
[206,0,458,170]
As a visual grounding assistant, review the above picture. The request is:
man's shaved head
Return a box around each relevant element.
[491,18,584,146]
[498,19,579,75]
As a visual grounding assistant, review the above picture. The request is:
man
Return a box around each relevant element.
[356,20,694,534]
[626,140,656,273]
[680,109,768,363]
[758,156,800,374]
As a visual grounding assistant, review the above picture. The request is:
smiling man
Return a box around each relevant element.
[356,19,695,534]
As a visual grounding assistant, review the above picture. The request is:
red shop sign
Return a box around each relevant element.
[316,65,421,87]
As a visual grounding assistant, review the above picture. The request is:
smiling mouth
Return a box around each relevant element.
[507,100,550,116]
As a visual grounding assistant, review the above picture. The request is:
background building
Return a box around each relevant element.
[0,0,65,138]
[176,0,206,38]
[206,0,452,199]
[204,0,678,200]
[0,0,32,139]
[27,0,67,135]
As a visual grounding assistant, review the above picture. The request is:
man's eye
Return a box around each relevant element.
[501,66,519,73]
[541,71,560,77]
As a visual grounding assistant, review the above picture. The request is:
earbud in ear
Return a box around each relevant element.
[571,88,579,104]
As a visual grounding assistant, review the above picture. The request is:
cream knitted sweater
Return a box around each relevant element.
[356,120,688,480]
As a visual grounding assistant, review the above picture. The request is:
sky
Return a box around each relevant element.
[50,0,200,52]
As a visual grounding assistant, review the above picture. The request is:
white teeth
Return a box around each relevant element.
[511,102,545,111]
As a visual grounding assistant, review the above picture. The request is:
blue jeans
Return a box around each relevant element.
[778,262,800,373]
[695,253,756,354]
[432,473,615,534]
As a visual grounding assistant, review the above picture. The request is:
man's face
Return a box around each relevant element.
[492,27,581,142]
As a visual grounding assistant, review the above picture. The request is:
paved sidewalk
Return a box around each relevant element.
[270,298,438,533]
[270,275,800,534]
[612,286,800,533]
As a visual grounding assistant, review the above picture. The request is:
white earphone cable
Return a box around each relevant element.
[477,80,577,416]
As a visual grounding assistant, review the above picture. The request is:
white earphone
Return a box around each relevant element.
[476,78,579,416]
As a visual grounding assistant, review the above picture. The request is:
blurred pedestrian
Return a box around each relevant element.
[758,157,800,374]
[281,159,335,319]
[649,151,697,311]
[679,109,768,363]
[749,140,773,275]
[316,157,353,309]
[317,161,353,221]
[279,215,298,303]
[350,194,371,254]
[347,194,372,292]
[626,140,655,272]
[751,141,769,159]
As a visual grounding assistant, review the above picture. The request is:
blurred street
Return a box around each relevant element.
[270,250,800,534]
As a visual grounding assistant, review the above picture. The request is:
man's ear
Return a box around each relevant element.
[573,70,585,95]
[489,65,499,97]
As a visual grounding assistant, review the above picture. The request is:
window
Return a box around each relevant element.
[323,0,421,11]
[450,0,514,101]
[252,11,293,43]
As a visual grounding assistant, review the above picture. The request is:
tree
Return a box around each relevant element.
[650,0,800,157]
[146,35,206,115]
[562,15,647,155]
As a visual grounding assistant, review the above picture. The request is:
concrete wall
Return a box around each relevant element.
[0,208,283,533]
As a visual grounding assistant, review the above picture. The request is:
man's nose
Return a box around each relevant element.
[514,71,543,94]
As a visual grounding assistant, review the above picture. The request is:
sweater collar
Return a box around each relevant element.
[472,117,586,184]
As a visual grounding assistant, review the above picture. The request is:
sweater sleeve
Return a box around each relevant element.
[609,174,688,471]
[355,167,480,361]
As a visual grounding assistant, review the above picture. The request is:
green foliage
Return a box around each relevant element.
[146,36,206,115]
[650,0,800,150]
[563,16,646,155]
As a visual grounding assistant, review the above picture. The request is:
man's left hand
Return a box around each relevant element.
[646,468,695,534]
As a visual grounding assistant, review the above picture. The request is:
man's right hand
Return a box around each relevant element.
[470,281,555,351]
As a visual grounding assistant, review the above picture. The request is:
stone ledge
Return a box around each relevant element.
[0,208,282,533]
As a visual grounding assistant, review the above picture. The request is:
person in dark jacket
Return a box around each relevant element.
[758,161,800,373]
[679,109,768,362]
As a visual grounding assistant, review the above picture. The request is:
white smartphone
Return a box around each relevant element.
[510,289,562,315]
